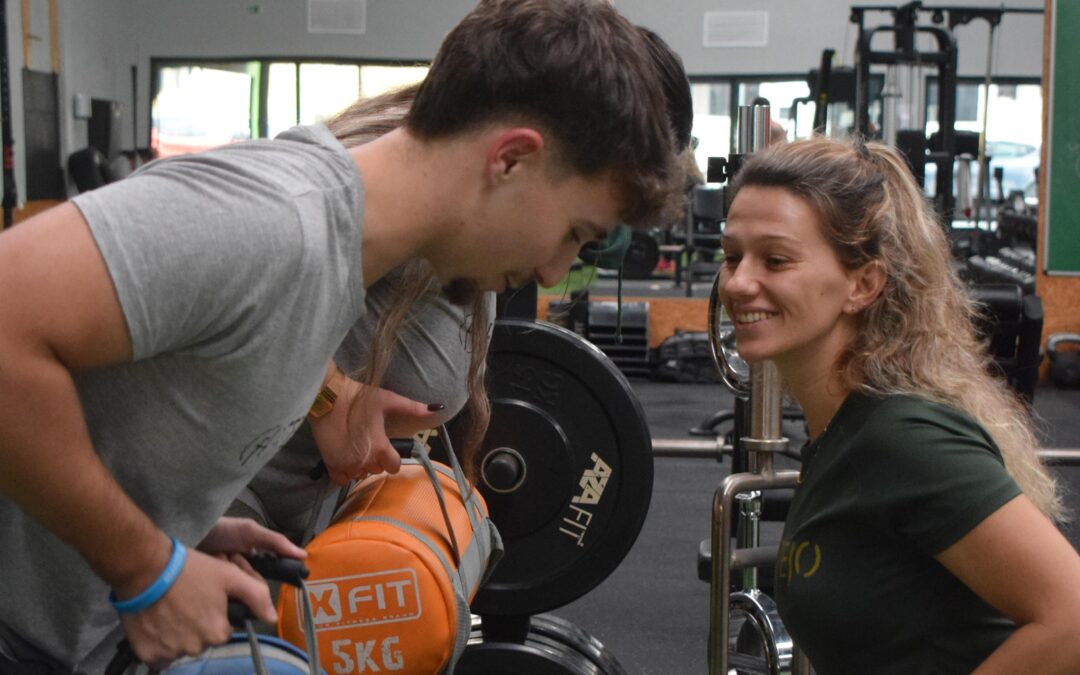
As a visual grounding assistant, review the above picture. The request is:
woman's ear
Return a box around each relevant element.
[846,260,886,314]
[484,128,544,184]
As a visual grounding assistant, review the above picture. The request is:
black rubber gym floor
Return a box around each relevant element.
[554,380,1080,675]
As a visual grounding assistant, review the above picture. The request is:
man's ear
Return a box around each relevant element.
[846,259,886,314]
[485,128,545,185]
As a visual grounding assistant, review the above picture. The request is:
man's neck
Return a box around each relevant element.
[347,127,475,289]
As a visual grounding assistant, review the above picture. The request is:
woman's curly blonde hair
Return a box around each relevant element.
[732,135,1063,521]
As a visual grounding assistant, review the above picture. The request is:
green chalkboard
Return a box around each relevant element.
[1045,0,1080,274]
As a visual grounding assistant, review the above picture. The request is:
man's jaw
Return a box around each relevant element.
[441,278,483,306]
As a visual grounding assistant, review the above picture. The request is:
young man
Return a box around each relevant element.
[0,0,685,670]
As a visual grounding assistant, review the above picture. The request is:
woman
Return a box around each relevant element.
[718,135,1080,673]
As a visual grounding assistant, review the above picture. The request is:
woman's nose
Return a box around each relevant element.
[721,261,758,298]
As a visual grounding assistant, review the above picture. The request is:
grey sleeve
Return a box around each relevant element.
[335,283,495,423]
[238,285,495,544]
[72,159,305,360]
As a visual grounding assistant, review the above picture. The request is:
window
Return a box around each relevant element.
[690,81,732,177]
[151,59,429,157]
[151,62,258,157]
[924,78,1042,199]
[738,79,811,143]
[690,74,883,178]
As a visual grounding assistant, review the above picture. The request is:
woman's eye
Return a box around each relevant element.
[721,253,741,266]
[766,256,790,267]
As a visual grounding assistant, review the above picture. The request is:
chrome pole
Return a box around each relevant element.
[709,103,809,675]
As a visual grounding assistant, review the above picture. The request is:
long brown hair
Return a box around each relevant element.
[325,85,491,473]
[732,135,1063,521]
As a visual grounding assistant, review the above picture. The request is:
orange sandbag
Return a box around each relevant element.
[278,450,501,675]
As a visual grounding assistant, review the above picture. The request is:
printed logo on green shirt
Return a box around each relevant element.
[778,538,822,585]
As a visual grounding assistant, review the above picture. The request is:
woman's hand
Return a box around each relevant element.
[309,374,444,485]
[197,516,307,560]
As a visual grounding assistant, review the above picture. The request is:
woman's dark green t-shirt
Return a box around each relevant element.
[775,393,1022,674]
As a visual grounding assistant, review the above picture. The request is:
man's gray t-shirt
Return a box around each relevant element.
[0,125,366,667]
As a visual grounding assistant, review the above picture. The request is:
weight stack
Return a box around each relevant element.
[587,301,650,379]
[967,255,1036,295]
[652,331,721,384]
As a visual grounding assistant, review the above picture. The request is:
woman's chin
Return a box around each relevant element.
[731,342,771,364]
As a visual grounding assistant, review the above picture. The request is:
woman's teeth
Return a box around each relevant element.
[737,312,773,324]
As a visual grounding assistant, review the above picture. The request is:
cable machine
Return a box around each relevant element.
[850,2,1043,223]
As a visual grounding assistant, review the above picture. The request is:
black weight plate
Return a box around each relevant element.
[469,614,626,675]
[622,230,660,279]
[529,614,628,675]
[433,319,654,616]
[457,636,598,675]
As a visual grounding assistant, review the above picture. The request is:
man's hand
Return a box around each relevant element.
[118,547,277,668]
[310,375,444,485]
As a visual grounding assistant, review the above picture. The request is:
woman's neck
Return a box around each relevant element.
[776,345,855,441]
[786,370,851,441]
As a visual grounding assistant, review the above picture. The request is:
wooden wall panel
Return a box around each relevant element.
[11,198,61,225]
[538,296,709,349]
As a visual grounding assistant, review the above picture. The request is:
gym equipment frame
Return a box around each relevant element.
[849,2,1043,223]
[703,104,810,675]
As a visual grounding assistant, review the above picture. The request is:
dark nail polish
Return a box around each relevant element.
[427,403,446,412]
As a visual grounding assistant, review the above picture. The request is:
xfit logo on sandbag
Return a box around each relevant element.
[303,568,421,628]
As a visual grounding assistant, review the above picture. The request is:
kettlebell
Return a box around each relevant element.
[1048,333,1080,388]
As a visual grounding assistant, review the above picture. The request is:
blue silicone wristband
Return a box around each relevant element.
[109,537,187,614]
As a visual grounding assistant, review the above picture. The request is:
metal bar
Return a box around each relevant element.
[709,469,801,675]
[651,438,729,458]
[731,544,777,570]
[735,492,762,589]
[849,4,1042,15]
[736,105,754,155]
[652,439,1080,466]
[750,361,784,441]
[750,105,769,153]
[813,48,835,133]
[1038,449,1080,466]
[973,20,996,229]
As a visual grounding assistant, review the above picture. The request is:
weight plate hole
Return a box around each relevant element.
[481,447,527,494]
